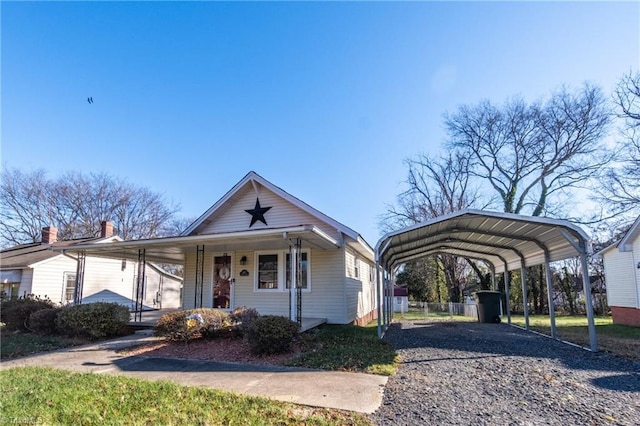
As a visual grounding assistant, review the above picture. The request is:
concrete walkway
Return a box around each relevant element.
[0,334,387,414]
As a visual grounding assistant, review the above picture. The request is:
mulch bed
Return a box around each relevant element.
[118,336,301,366]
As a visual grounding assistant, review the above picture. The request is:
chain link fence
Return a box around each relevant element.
[395,301,478,320]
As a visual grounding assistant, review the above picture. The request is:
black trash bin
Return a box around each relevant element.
[474,291,502,323]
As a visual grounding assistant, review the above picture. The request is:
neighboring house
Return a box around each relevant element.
[0,222,182,310]
[61,172,378,327]
[393,286,408,313]
[598,215,640,327]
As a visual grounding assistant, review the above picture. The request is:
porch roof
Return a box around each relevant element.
[54,225,340,264]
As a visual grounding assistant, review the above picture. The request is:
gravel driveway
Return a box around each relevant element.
[370,320,640,425]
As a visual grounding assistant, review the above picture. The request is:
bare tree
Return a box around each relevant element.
[0,169,56,245]
[382,152,483,302]
[445,83,611,218]
[0,168,182,247]
[596,71,640,217]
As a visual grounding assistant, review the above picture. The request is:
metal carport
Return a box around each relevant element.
[375,209,598,351]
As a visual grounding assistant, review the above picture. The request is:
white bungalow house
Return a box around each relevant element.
[59,172,378,329]
[598,215,640,327]
[1,222,182,310]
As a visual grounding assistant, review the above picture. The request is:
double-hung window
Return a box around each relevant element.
[257,253,279,290]
[64,272,76,303]
[285,252,309,290]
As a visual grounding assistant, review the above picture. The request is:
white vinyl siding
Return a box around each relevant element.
[634,236,640,308]
[182,247,349,323]
[604,250,638,309]
[197,185,342,242]
[30,256,80,303]
[18,269,33,299]
[344,247,377,323]
[80,256,137,307]
[182,252,214,310]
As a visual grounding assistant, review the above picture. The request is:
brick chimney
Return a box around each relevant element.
[42,226,58,244]
[100,221,114,238]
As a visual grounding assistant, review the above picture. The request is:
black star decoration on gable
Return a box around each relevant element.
[245,198,272,227]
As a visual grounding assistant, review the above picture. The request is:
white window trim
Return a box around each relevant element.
[254,251,282,292]
[63,271,76,303]
[254,250,312,292]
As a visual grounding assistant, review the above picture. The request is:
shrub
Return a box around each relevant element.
[56,302,130,339]
[198,309,232,339]
[155,309,231,342]
[0,295,56,332]
[28,307,63,335]
[246,315,299,355]
[230,306,260,339]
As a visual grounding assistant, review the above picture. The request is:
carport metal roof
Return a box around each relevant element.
[374,209,597,351]
[375,209,592,272]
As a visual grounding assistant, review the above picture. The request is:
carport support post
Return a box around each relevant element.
[503,268,511,324]
[490,265,497,291]
[580,252,598,351]
[544,253,557,339]
[521,262,530,330]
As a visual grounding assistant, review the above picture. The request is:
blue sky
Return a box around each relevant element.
[2,1,638,245]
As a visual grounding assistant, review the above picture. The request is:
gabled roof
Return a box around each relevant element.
[596,214,640,256]
[618,214,640,252]
[1,236,121,269]
[182,171,374,257]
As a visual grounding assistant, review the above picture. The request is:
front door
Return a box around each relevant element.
[213,254,232,309]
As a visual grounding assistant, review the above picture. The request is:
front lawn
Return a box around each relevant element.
[0,367,371,425]
[509,314,640,360]
[288,322,399,376]
[1,333,88,359]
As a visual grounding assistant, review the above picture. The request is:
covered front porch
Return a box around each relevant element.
[58,225,340,329]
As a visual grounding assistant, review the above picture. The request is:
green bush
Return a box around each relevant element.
[155,309,231,342]
[27,308,63,335]
[56,302,130,339]
[246,315,299,355]
[230,306,260,339]
[0,295,56,332]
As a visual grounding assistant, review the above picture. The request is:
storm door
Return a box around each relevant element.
[213,254,233,309]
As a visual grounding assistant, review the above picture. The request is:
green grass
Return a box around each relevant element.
[0,367,371,426]
[1,333,87,359]
[509,314,640,360]
[288,323,399,376]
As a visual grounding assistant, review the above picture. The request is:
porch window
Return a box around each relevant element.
[64,272,76,303]
[285,251,309,290]
[257,253,279,289]
[1,283,19,300]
